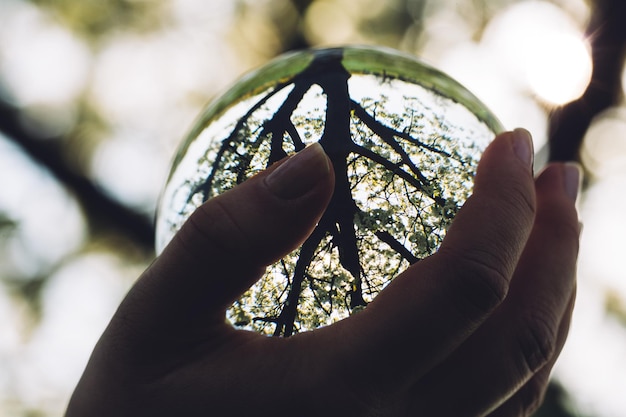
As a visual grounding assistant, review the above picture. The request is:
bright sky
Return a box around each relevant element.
[1,0,625,416]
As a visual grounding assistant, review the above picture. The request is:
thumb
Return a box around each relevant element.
[116,143,334,339]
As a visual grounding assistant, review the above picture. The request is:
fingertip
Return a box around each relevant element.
[511,128,534,169]
[484,129,534,165]
[536,162,583,207]
[445,129,538,256]
[562,162,583,203]
[533,163,582,252]
[264,143,333,200]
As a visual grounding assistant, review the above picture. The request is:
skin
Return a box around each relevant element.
[65,129,581,417]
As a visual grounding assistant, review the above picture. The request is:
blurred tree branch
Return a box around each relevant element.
[548,0,626,162]
[0,99,155,250]
[283,0,315,51]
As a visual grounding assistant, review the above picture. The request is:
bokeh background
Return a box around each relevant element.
[0,0,625,415]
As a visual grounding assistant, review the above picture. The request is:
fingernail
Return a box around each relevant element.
[265,143,331,199]
[512,128,534,168]
[563,162,583,203]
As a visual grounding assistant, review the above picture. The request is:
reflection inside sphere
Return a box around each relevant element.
[156,46,502,336]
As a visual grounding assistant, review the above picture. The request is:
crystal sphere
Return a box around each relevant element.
[155,46,502,336]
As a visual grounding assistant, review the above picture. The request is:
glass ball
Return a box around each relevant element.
[155,46,503,336]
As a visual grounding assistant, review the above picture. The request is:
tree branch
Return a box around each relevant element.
[0,99,155,249]
[374,230,420,264]
[350,100,448,208]
[548,0,626,161]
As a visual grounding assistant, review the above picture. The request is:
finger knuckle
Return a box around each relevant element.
[491,179,536,239]
[442,248,511,317]
[518,376,549,416]
[516,313,558,374]
[536,210,581,249]
[178,197,250,260]
[509,178,537,219]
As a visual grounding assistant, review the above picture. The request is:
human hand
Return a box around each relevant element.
[65,129,580,417]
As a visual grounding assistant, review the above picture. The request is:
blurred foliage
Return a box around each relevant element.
[605,291,626,327]
[535,383,594,417]
[0,213,17,234]
[27,0,167,39]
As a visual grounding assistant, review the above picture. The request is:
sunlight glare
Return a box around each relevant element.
[437,42,549,148]
[482,1,592,105]
[0,1,91,106]
[525,33,592,105]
